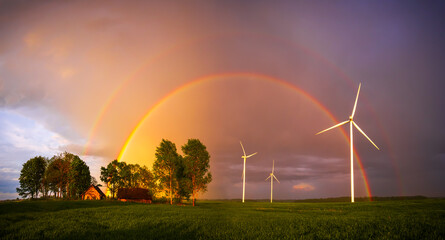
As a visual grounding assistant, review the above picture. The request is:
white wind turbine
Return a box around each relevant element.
[240,141,257,203]
[265,160,280,203]
[316,83,379,203]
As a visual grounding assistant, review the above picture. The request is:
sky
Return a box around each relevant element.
[0,0,444,200]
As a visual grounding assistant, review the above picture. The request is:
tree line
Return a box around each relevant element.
[101,138,212,206]
[99,160,155,199]
[16,152,93,199]
[16,138,212,206]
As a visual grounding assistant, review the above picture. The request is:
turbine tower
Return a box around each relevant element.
[316,83,379,203]
[240,141,257,203]
[265,160,280,203]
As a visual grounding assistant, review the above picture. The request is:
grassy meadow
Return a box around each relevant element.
[0,198,444,239]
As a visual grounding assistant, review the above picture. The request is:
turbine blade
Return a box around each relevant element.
[353,121,380,150]
[240,141,246,156]
[272,160,275,174]
[273,175,280,183]
[265,176,271,181]
[351,83,361,118]
[316,120,349,135]
[247,152,257,158]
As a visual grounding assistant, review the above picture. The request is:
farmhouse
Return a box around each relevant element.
[82,185,106,200]
[118,188,152,203]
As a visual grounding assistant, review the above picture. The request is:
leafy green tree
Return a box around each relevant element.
[128,164,142,188]
[117,161,133,188]
[16,156,47,199]
[182,139,212,206]
[115,161,133,189]
[44,159,57,197]
[68,157,91,198]
[175,156,192,202]
[153,139,180,205]
[45,158,63,197]
[138,165,155,193]
[101,161,156,198]
[100,160,119,198]
[40,158,51,198]
[46,153,72,198]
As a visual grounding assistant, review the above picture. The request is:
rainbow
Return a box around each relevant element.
[116,72,373,199]
[83,31,359,156]
[83,32,399,197]
[82,34,216,156]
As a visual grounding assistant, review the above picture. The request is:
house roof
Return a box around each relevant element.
[82,185,106,197]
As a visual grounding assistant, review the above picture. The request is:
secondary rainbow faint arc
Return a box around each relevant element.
[116,72,373,199]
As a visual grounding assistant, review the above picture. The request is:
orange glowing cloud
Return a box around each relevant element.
[293,183,315,191]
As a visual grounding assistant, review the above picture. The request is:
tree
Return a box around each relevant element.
[16,156,47,199]
[101,161,156,198]
[138,165,155,193]
[100,160,119,198]
[153,139,180,205]
[117,161,135,188]
[40,158,51,198]
[68,156,91,198]
[45,155,69,197]
[182,139,212,206]
[175,155,192,202]
[46,153,71,198]
[128,164,142,188]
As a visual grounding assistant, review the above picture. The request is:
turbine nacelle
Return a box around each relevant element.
[241,152,257,159]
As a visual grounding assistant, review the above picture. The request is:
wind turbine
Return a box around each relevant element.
[316,83,379,203]
[240,141,257,203]
[265,160,280,203]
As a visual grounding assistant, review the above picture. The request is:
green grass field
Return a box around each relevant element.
[1,198,444,239]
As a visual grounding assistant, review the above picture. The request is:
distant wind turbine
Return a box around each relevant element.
[316,83,379,203]
[265,160,280,203]
[240,141,257,203]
